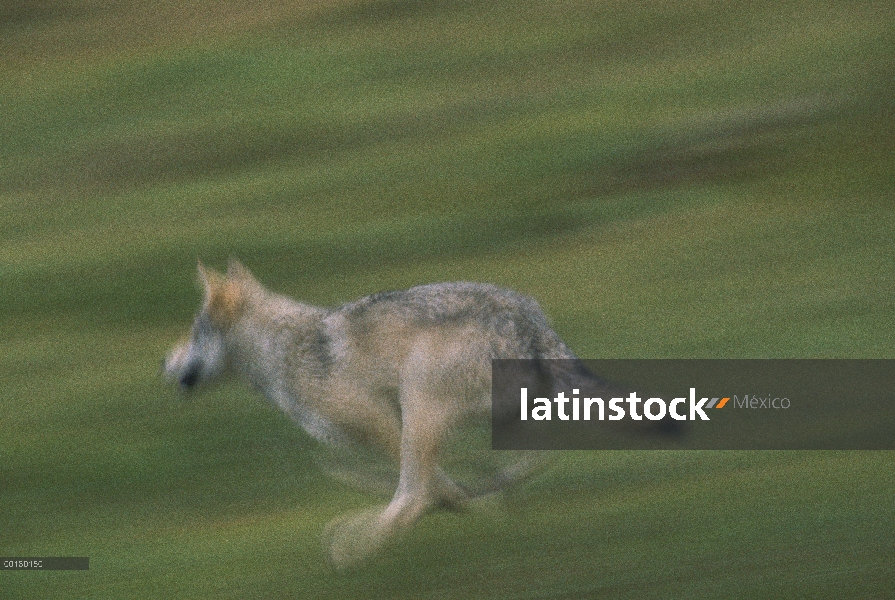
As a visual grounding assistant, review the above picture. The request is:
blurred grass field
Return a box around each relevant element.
[2,0,894,597]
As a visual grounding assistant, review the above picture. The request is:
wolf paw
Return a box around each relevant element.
[323,507,394,569]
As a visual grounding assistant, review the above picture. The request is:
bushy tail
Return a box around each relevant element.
[493,352,683,438]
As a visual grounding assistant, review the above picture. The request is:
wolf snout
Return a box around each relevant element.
[163,343,193,388]
[162,355,200,391]
[178,364,200,389]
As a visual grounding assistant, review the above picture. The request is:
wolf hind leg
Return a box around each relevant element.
[432,467,471,511]
[326,393,453,567]
[378,397,452,527]
[468,452,549,498]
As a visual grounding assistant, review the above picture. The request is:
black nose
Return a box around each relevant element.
[180,365,200,388]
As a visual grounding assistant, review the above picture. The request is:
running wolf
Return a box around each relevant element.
[164,259,605,565]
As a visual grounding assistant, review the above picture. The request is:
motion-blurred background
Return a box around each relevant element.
[2,1,893,597]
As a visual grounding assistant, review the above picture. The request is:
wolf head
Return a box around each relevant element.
[163,259,259,390]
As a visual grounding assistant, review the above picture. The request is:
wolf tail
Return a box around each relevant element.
[494,329,682,437]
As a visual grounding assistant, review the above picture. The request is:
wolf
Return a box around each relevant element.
[164,259,609,565]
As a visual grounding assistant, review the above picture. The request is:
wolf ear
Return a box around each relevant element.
[197,259,225,296]
[197,259,246,326]
[226,258,260,287]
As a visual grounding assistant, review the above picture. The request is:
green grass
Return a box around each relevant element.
[2,0,894,597]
